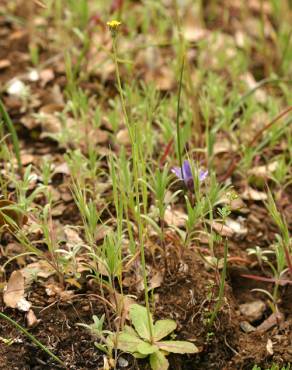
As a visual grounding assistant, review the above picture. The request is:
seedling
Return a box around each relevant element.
[77,314,114,359]
[114,304,199,370]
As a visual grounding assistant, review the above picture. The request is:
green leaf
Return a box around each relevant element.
[123,325,139,336]
[116,332,144,354]
[0,98,21,171]
[132,352,148,359]
[150,350,169,370]
[157,340,199,354]
[153,319,177,341]
[137,342,158,355]
[94,342,108,354]
[129,304,153,341]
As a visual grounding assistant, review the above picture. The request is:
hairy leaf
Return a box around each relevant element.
[157,340,199,354]
[132,352,148,359]
[116,332,144,354]
[129,304,153,341]
[150,350,169,370]
[153,319,177,341]
[137,342,158,355]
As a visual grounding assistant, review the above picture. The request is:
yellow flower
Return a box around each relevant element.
[107,20,121,30]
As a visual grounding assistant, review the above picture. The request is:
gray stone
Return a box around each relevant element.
[239,300,266,322]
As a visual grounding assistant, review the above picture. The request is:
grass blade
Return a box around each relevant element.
[0,97,22,171]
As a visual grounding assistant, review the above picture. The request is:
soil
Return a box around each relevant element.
[0,1,292,370]
[0,254,292,370]
[1,249,291,369]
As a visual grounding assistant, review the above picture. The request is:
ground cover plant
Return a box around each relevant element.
[0,0,291,369]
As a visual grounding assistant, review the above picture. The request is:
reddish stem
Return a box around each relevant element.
[241,273,292,285]
[219,106,292,182]
[160,138,174,167]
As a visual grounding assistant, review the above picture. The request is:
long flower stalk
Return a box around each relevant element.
[108,20,154,342]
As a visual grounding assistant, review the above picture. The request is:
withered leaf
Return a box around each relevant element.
[4,271,31,311]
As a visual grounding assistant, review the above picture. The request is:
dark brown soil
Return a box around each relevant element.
[1,250,291,369]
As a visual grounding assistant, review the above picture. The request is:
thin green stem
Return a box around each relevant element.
[176,57,185,181]
[111,33,154,342]
[208,239,228,327]
[112,37,131,134]
[0,312,65,367]
[0,98,22,171]
[173,0,188,178]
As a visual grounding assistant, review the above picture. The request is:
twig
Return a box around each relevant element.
[219,106,292,182]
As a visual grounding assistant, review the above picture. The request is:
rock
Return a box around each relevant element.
[240,321,255,333]
[6,78,27,97]
[239,300,266,322]
[266,338,273,355]
[118,357,129,367]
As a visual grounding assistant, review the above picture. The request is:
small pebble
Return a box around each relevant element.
[6,79,27,97]
[118,356,129,367]
[240,321,255,333]
[239,300,266,322]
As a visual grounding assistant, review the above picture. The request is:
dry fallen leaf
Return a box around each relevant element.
[53,162,70,176]
[39,68,55,87]
[149,271,163,290]
[248,161,278,178]
[116,128,130,145]
[94,129,109,144]
[4,271,31,311]
[64,226,83,246]
[0,59,11,70]
[20,153,34,166]
[21,260,56,283]
[209,221,234,238]
[241,72,267,103]
[242,187,267,201]
[45,283,74,301]
[39,114,62,136]
[164,207,187,228]
[20,116,39,130]
[213,140,237,155]
[146,66,175,91]
[225,218,248,236]
[26,309,40,328]
[51,203,66,217]
[183,26,208,43]
[266,338,274,355]
[40,103,64,115]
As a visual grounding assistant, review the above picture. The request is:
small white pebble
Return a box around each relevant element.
[17,297,31,312]
[7,79,27,97]
[28,69,39,82]
[118,357,129,367]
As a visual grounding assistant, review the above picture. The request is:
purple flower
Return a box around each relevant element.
[171,160,208,189]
